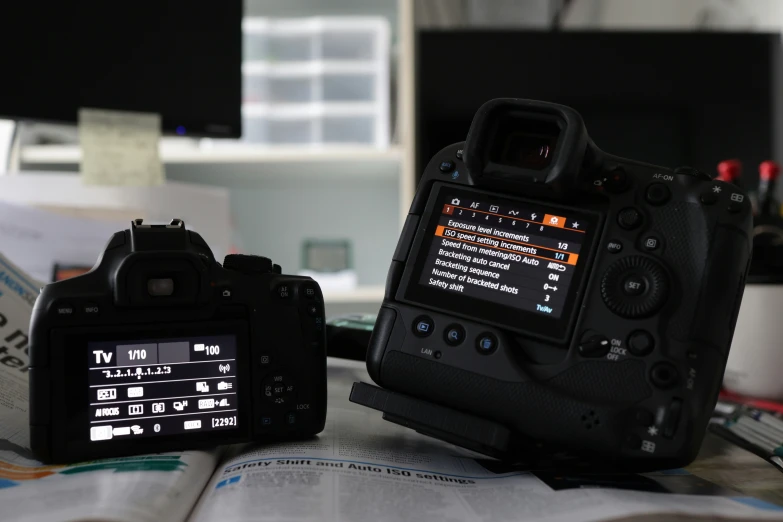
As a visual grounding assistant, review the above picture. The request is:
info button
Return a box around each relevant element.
[83,303,100,316]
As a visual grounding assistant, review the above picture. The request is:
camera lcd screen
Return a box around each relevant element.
[87,335,239,442]
[403,187,600,340]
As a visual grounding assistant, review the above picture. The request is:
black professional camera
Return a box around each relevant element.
[351,99,752,470]
[29,219,326,463]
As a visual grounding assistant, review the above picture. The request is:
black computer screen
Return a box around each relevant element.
[417,31,779,187]
[0,3,242,137]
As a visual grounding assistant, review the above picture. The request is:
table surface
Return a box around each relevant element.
[331,359,783,505]
[688,431,783,505]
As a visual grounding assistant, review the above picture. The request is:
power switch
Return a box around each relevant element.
[663,398,682,438]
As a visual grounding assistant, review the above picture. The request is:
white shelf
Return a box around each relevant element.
[322,285,384,303]
[243,60,380,75]
[242,102,380,118]
[19,144,402,165]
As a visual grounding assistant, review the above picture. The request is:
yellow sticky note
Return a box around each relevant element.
[78,108,164,186]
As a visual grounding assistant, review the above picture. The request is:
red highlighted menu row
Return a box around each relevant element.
[434,225,579,266]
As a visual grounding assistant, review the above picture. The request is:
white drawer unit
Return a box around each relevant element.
[241,17,390,148]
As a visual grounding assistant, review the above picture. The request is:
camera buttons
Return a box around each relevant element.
[673,165,711,181]
[439,161,455,173]
[83,303,100,316]
[475,333,498,355]
[606,240,623,254]
[627,330,655,356]
[624,434,643,450]
[663,398,683,438]
[444,324,465,346]
[52,301,75,317]
[622,274,647,296]
[727,194,746,214]
[306,303,321,317]
[412,316,434,337]
[700,188,719,205]
[634,408,654,427]
[650,362,679,389]
[302,284,318,299]
[578,334,610,358]
[605,167,628,193]
[645,183,671,206]
[617,208,642,230]
[275,284,292,299]
[642,236,660,252]
[601,256,668,318]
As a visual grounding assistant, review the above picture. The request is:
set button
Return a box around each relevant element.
[622,274,647,296]
[262,373,295,404]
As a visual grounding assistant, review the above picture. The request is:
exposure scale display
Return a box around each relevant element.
[87,335,238,442]
[418,193,591,318]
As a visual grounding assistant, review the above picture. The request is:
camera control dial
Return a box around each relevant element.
[224,254,274,274]
[601,256,668,318]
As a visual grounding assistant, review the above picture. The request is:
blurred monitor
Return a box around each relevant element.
[0,3,242,138]
[417,31,781,186]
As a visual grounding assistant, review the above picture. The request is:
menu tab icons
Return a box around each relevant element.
[489,205,500,213]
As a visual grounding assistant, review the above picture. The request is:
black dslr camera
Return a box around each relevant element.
[29,219,326,463]
[351,99,752,470]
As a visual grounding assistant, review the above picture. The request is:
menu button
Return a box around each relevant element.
[54,302,74,316]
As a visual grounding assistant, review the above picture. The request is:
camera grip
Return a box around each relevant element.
[380,350,648,453]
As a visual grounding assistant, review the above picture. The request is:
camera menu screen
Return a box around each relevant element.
[417,193,592,319]
[87,335,238,442]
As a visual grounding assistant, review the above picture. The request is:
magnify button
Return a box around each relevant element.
[444,324,465,346]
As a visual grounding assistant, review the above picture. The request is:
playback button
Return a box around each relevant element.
[412,316,434,338]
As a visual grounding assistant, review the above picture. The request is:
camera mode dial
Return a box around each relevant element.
[223,254,275,274]
[601,256,668,318]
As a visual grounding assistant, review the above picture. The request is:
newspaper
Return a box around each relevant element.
[189,363,783,522]
[0,252,781,521]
